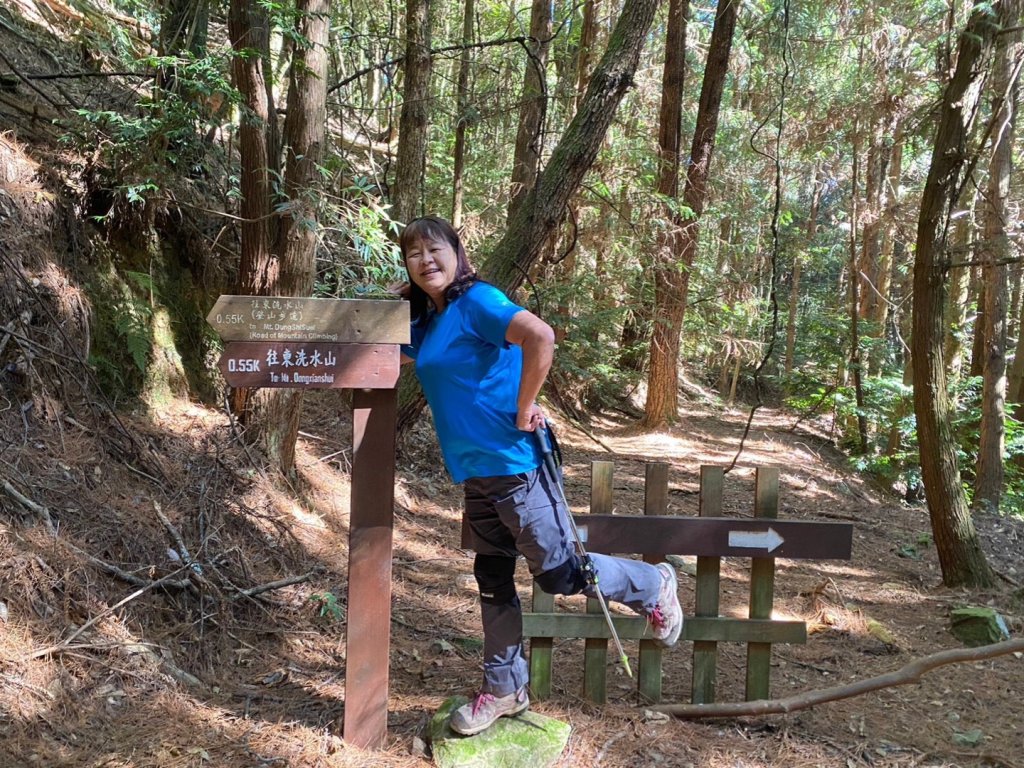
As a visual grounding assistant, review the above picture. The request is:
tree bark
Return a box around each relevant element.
[643,0,738,427]
[642,0,688,427]
[227,0,279,431]
[786,168,821,376]
[261,0,330,472]
[226,0,329,473]
[575,0,601,113]
[911,0,997,588]
[974,0,1020,512]
[397,0,660,437]
[480,0,661,292]
[450,0,474,228]
[849,118,868,452]
[507,0,553,224]
[943,186,978,379]
[391,0,432,225]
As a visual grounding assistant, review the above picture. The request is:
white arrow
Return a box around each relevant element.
[728,527,784,553]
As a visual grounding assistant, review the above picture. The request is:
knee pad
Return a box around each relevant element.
[534,556,587,596]
[474,554,518,605]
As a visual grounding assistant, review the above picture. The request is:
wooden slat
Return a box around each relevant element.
[745,467,780,701]
[576,516,851,560]
[638,462,669,703]
[528,586,554,700]
[343,388,397,749]
[692,465,724,705]
[207,295,410,343]
[522,615,806,644]
[219,342,400,389]
[584,461,614,704]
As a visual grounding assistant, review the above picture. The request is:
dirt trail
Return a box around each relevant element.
[1,390,1022,768]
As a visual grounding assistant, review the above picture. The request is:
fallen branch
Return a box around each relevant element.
[26,564,192,659]
[65,541,192,591]
[2,479,56,534]
[649,637,1024,719]
[232,568,321,599]
[154,500,202,576]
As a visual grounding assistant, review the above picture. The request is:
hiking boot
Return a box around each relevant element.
[648,562,683,648]
[449,686,530,736]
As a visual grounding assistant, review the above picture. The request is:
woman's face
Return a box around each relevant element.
[405,236,458,306]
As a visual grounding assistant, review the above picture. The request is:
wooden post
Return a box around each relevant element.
[343,388,398,748]
[583,461,614,703]
[692,465,724,704]
[529,582,555,699]
[638,462,669,702]
[745,467,779,701]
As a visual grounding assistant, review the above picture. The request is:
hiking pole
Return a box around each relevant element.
[534,423,633,679]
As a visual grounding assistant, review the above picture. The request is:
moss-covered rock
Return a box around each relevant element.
[429,696,570,768]
[950,607,1011,647]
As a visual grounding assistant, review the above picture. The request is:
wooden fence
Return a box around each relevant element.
[522,464,853,704]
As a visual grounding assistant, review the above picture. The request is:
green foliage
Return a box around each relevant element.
[309,591,344,621]
[70,51,236,206]
[315,180,405,297]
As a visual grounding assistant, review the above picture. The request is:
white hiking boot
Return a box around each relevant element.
[647,562,684,648]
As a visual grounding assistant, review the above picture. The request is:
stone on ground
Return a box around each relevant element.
[429,696,570,768]
[950,606,1010,647]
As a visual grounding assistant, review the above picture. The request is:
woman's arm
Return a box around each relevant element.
[505,310,555,431]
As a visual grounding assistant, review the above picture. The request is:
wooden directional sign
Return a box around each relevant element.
[218,341,400,389]
[576,516,852,560]
[207,295,409,344]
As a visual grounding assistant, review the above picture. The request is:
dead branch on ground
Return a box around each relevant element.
[650,637,1024,719]
[1,479,56,534]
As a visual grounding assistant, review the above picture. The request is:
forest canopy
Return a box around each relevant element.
[1,0,1022,589]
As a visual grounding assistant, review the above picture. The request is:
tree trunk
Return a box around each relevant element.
[575,0,601,113]
[643,0,737,427]
[450,0,474,228]
[974,0,1020,512]
[642,0,689,427]
[226,0,328,473]
[398,0,661,437]
[911,1,997,588]
[786,168,821,376]
[871,127,903,334]
[227,0,279,430]
[849,120,868,453]
[261,0,330,472]
[943,186,978,379]
[1009,280,1024,407]
[970,270,987,377]
[507,0,553,224]
[480,0,661,292]
[392,0,432,225]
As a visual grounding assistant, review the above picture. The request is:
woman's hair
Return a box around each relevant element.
[399,216,478,323]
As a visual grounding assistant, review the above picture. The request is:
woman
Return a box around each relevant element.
[398,216,682,736]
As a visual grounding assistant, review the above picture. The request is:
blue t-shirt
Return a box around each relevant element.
[402,282,542,483]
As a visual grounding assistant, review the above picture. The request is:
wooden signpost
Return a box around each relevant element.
[207,295,408,750]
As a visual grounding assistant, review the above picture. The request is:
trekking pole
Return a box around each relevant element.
[534,423,633,679]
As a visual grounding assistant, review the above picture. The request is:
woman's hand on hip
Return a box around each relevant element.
[517,403,546,432]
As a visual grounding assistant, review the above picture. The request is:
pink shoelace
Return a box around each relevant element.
[471,691,496,716]
[648,605,666,631]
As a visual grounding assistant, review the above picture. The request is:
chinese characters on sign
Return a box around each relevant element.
[207,295,410,344]
[219,341,400,389]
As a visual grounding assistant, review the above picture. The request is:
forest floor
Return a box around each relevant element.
[1,8,1023,765]
[1,380,1023,768]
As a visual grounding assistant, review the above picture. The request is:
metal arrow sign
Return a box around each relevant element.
[728,527,785,553]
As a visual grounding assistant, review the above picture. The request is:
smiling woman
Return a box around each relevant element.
[395,215,683,736]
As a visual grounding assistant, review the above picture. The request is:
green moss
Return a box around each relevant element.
[84,237,221,406]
